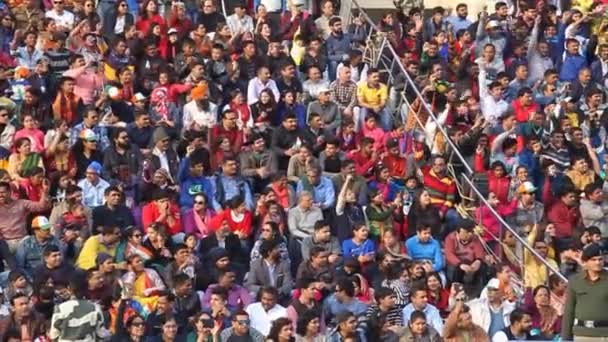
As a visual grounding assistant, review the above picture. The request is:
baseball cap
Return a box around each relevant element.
[79,128,98,142]
[518,181,537,194]
[292,0,305,6]
[32,216,52,231]
[87,161,102,175]
[486,20,500,29]
[132,92,147,102]
[168,28,179,35]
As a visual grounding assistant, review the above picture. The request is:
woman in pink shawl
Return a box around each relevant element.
[182,193,215,239]
[149,87,179,137]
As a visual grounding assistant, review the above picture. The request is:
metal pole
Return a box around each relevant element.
[461,174,568,283]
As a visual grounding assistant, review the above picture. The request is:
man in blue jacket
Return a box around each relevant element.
[558,39,587,82]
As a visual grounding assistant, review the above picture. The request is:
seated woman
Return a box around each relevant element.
[182,193,215,239]
[121,254,166,312]
[365,188,401,241]
[250,221,290,266]
[342,224,376,266]
[426,272,450,318]
[524,285,561,340]
[14,113,45,153]
[8,137,45,182]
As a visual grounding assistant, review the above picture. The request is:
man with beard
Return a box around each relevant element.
[136,40,167,84]
[183,83,218,133]
[240,133,278,191]
[272,113,305,171]
[210,109,244,154]
[246,240,293,301]
[102,127,142,179]
[91,186,135,230]
[246,287,287,336]
[326,17,352,81]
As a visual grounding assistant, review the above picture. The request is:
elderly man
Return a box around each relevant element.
[77,161,110,209]
[288,191,323,242]
[296,165,335,210]
[330,65,358,128]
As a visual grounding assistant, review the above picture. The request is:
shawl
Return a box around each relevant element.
[150,88,169,120]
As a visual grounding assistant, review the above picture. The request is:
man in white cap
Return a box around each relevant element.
[510,180,544,234]
[467,278,515,338]
[307,86,340,133]
[475,8,507,58]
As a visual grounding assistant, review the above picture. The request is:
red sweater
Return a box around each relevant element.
[444,231,485,266]
[513,99,539,123]
[348,150,376,179]
[141,202,182,236]
[422,166,456,214]
[220,209,253,238]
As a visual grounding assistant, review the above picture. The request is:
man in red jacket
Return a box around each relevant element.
[546,187,581,251]
[444,219,488,286]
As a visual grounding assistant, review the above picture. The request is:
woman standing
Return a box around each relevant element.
[136,0,166,38]
[102,0,134,40]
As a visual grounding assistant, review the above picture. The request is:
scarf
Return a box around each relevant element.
[538,305,558,332]
[193,209,210,238]
[270,183,289,209]
[52,92,79,125]
[151,88,169,119]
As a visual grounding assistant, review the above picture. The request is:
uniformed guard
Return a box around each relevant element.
[561,243,608,341]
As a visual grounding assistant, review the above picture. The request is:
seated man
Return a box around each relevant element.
[76,225,121,270]
[444,219,488,286]
[246,239,293,301]
[405,224,444,273]
[402,285,444,335]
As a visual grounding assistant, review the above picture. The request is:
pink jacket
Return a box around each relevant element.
[475,200,517,241]
[62,66,104,105]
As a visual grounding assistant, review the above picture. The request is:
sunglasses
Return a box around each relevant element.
[131,322,144,327]
[237,320,250,325]
[194,201,205,205]
[132,234,142,238]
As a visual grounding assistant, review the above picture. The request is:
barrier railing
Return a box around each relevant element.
[347,0,568,283]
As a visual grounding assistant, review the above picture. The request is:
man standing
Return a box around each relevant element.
[325,16,351,80]
[561,243,608,340]
[50,275,107,341]
[0,181,49,252]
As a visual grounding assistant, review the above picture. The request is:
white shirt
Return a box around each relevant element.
[226,14,254,36]
[152,147,171,181]
[77,177,110,208]
[245,302,287,336]
[260,0,282,12]
[247,77,280,105]
[114,16,126,34]
[182,100,218,132]
[45,9,75,30]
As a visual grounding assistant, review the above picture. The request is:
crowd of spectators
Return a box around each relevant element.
[0,0,605,341]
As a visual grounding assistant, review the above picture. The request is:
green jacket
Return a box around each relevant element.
[561,270,608,339]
